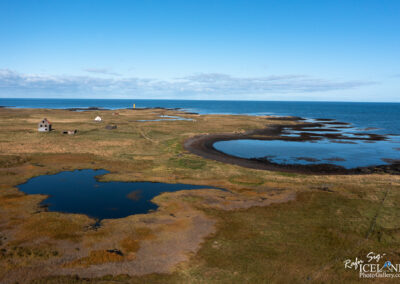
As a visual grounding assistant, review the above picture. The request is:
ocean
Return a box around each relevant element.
[1,98,399,135]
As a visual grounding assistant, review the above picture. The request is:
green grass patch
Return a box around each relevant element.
[163,138,184,154]
[180,191,399,283]
[168,157,206,169]
[276,171,302,177]
[229,175,264,186]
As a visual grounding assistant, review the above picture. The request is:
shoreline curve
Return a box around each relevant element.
[184,119,400,175]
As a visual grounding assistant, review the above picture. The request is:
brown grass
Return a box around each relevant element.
[16,213,92,242]
[0,107,399,283]
[65,250,124,268]
[229,175,264,186]
[120,238,140,253]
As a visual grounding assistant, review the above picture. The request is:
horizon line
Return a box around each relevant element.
[1,97,400,104]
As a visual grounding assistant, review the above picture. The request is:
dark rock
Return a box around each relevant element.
[67,107,106,111]
[105,125,117,130]
[106,249,123,256]
[267,116,303,121]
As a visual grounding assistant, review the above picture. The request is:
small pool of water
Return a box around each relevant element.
[18,169,216,220]
[137,115,193,122]
[213,138,400,169]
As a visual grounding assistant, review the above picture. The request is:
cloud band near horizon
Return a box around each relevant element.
[0,69,376,99]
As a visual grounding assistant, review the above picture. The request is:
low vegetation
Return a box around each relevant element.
[0,107,399,283]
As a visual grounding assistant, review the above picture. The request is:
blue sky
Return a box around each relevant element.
[0,0,399,101]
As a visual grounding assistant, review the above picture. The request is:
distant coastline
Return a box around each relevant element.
[1,98,400,135]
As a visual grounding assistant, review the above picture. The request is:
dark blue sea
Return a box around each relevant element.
[1,98,400,134]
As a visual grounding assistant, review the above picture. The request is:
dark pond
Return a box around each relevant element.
[18,169,217,220]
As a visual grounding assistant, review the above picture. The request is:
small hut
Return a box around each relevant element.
[62,130,77,135]
[38,118,52,132]
[94,116,102,122]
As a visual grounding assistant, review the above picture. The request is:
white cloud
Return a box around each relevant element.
[83,68,121,76]
[0,69,377,99]
[176,73,375,93]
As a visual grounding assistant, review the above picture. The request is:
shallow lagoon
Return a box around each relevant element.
[213,138,400,169]
[18,169,216,220]
[137,115,193,122]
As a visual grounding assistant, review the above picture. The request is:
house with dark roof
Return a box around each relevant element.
[38,118,52,132]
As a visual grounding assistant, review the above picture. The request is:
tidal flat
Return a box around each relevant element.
[0,107,400,283]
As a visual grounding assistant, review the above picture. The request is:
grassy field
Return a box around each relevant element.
[0,107,399,283]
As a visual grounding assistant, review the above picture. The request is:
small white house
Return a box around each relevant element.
[94,116,102,122]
